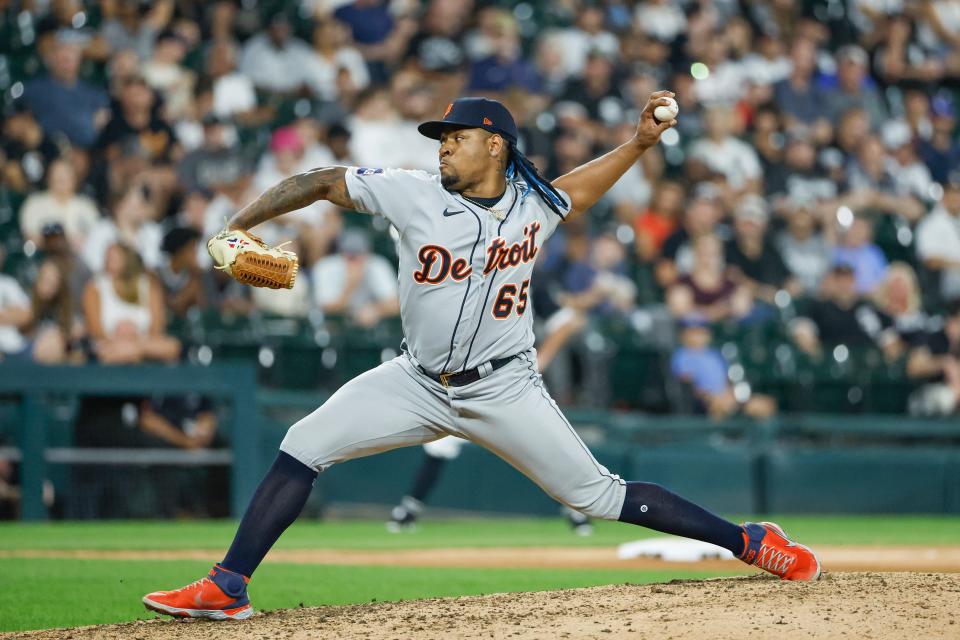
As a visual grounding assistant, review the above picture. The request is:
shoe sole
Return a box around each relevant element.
[142,596,254,620]
[760,521,823,581]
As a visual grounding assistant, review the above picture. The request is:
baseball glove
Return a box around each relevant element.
[207,228,299,290]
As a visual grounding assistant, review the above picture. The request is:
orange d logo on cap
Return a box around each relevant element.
[443,103,453,119]
[482,117,493,125]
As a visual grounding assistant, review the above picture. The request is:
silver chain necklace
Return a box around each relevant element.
[461,185,514,221]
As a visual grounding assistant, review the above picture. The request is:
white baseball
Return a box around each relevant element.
[653,97,679,122]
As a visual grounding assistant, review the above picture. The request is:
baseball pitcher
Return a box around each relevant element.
[143,91,820,621]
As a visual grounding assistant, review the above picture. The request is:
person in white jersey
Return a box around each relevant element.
[143,91,821,621]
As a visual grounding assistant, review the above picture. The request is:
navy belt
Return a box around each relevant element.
[421,355,518,388]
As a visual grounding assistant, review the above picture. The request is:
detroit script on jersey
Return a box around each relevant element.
[344,166,570,373]
[413,222,541,284]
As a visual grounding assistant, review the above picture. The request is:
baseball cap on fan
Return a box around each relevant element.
[417,97,519,146]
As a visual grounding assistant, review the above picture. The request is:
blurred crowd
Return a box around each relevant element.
[0,0,959,420]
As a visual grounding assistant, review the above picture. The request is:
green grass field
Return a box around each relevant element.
[1,515,958,633]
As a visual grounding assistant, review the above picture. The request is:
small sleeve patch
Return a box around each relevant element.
[355,167,384,176]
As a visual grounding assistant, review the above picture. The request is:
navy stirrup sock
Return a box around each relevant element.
[618,481,745,556]
[221,451,318,578]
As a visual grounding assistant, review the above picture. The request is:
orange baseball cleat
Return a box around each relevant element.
[739,521,822,581]
[142,564,253,620]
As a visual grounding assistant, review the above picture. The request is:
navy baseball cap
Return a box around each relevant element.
[418,97,518,146]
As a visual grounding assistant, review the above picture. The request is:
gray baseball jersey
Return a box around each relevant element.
[344,166,563,373]
[280,166,627,520]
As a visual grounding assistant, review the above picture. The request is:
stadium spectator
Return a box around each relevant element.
[918,94,960,185]
[559,51,625,125]
[773,38,830,134]
[902,89,934,141]
[832,215,889,295]
[139,394,218,447]
[824,45,887,127]
[791,264,891,358]
[18,157,100,249]
[882,120,934,203]
[916,175,960,303]
[765,133,838,207]
[874,262,934,360]
[541,228,636,321]
[752,107,785,187]
[668,235,753,323]
[82,243,180,364]
[551,5,619,79]
[239,13,313,95]
[633,180,683,262]
[312,229,399,328]
[0,247,33,361]
[919,0,960,73]
[22,31,110,149]
[158,227,204,318]
[334,0,418,85]
[690,25,748,106]
[204,39,258,124]
[833,106,872,165]
[670,318,777,420]
[843,135,925,221]
[406,0,471,76]
[550,128,595,181]
[326,123,354,165]
[573,232,636,316]
[0,98,60,195]
[657,191,724,287]
[305,19,370,102]
[97,0,172,60]
[96,75,178,167]
[742,30,791,88]
[139,394,225,517]
[29,256,81,364]
[876,14,946,86]
[141,30,195,121]
[725,194,799,304]
[83,182,163,273]
[906,301,960,416]
[39,222,92,305]
[776,197,832,296]
[103,48,145,107]
[634,0,686,44]
[177,115,246,194]
[467,10,540,93]
[687,104,762,197]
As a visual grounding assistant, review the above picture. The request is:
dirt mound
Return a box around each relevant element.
[10,572,959,640]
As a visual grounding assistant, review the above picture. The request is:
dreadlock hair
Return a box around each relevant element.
[506,147,567,218]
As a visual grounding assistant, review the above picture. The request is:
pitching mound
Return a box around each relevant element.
[11,572,958,639]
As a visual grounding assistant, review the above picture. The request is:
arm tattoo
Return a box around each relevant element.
[228,166,351,230]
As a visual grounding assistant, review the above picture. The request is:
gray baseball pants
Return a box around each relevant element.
[280,350,627,519]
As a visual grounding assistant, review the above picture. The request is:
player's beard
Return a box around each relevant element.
[440,171,460,189]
